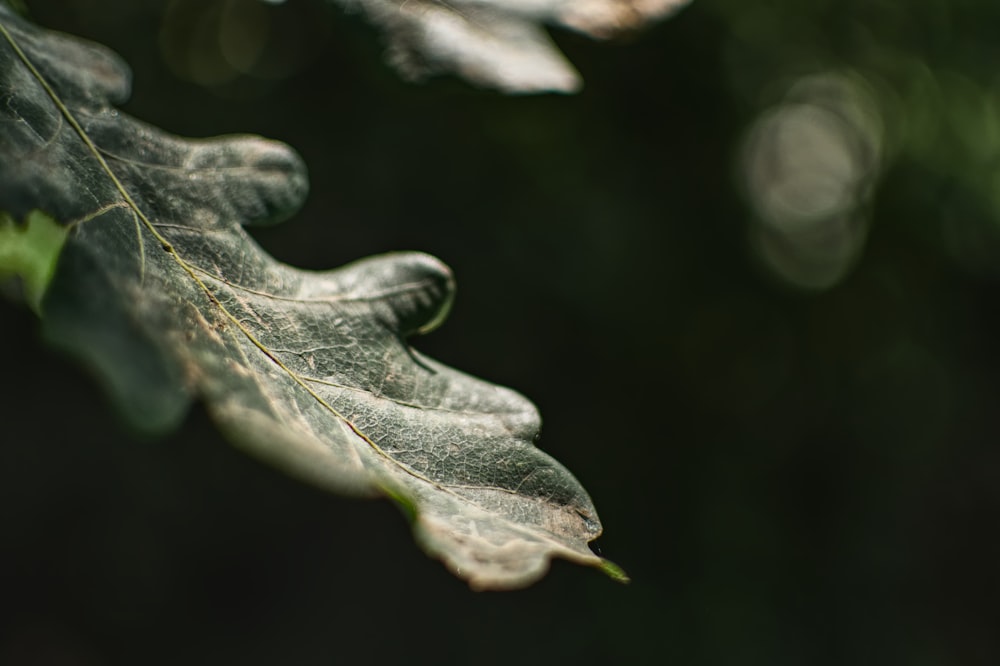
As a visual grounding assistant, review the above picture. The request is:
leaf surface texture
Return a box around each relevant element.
[0,4,610,589]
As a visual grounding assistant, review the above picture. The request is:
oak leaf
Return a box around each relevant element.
[0,3,618,589]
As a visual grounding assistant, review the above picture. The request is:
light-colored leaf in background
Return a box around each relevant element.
[333,0,692,93]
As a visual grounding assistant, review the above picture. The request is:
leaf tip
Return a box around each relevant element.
[598,558,631,585]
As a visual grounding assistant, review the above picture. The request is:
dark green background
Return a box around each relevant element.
[2,1,999,664]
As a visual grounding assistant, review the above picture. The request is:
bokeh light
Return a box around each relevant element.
[741,72,883,289]
[158,0,328,95]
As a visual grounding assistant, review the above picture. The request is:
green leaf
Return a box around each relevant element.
[0,210,67,312]
[0,3,618,589]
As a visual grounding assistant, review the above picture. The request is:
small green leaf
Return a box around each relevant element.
[0,210,67,313]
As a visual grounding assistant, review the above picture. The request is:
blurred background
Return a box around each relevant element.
[2,0,999,663]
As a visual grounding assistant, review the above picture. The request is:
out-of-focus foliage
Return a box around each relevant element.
[319,0,692,93]
[150,0,1000,288]
[712,0,1000,288]
[162,0,693,94]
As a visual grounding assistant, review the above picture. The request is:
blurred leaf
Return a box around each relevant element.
[332,0,692,93]
[0,3,612,590]
[0,210,67,312]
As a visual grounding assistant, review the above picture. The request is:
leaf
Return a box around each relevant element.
[0,4,619,589]
[0,210,66,312]
[333,0,692,93]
